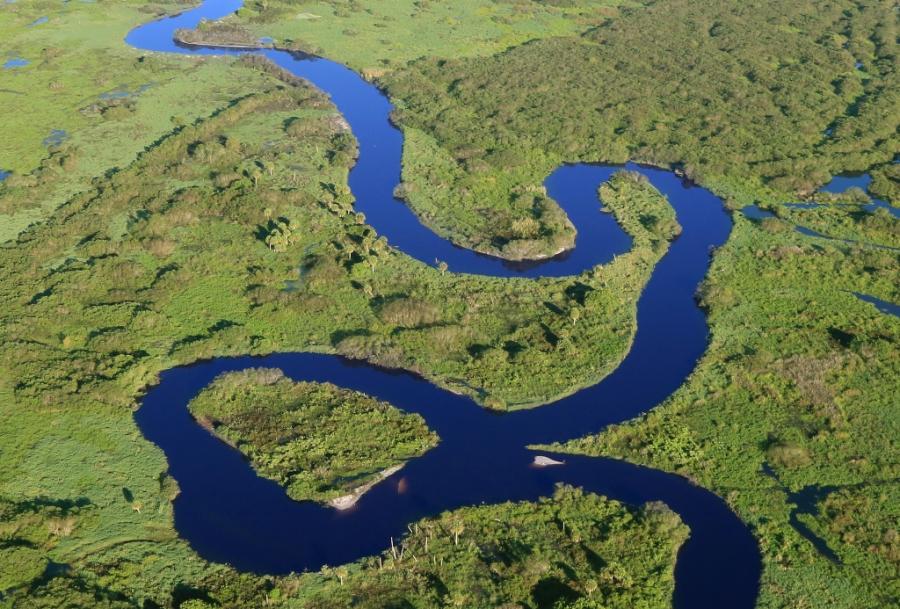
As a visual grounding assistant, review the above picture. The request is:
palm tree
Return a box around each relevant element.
[570,306,581,325]
[450,519,465,546]
[335,566,348,586]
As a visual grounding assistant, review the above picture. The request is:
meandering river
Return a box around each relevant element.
[128,2,761,607]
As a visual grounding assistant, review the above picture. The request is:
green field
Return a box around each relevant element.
[228,0,632,72]
[0,0,283,241]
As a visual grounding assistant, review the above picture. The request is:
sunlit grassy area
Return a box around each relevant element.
[228,0,631,72]
[0,0,277,240]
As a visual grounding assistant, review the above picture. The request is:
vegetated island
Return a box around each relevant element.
[188,368,438,507]
[279,486,690,609]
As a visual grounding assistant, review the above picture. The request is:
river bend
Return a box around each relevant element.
[128,2,762,607]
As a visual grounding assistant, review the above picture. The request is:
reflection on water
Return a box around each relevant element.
[820,173,871,194]
[740,204,774,220]
[819,172,899,218]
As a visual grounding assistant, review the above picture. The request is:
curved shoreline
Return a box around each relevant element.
[128,2,762,608]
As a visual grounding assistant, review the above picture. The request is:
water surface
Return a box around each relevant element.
[854,293,900,318]
[3,57,28,69]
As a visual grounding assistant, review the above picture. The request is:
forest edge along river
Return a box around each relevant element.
[128,2,762,608]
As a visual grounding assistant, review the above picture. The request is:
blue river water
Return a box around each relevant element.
[128,2,762,607]
[854,293,900,318]
[817,172,900,219]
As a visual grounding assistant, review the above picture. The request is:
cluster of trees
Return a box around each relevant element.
[392,126,578,260]
[2,487,687,609]
[188,368,438,503]
[175,20,263,48]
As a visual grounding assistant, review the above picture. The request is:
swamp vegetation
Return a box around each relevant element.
[1,0,898,607]
[0,34,682,609]
[188,368,438,504]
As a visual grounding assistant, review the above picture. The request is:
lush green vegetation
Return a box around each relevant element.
[0,56,676,412]
[0,26,680,609]
[2,0,898,607]
[224,0,631,73]
[174,0,648,258]
[188,368,437,504]
[545,203,899,608]
[375,0,898,251]
[2,485,688,609]
[0,0,290,241]
[214,0,898,258]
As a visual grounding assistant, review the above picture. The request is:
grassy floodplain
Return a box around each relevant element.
[170,0,636,259]
[0,9,686,603]
[544,205,899,607]
[0,0,289,241]
[154,0,897,605]
[210,0,899,260]
[224,0,628,71]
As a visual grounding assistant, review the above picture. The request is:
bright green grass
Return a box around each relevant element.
[230,0,632,73]
[0,0,276,241]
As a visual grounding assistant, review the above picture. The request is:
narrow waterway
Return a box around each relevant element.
[129,2,761,607]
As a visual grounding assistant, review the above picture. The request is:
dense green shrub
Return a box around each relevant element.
[188,368,438,503]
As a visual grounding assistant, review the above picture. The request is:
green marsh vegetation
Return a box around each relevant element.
[0,36,683,609]
[0,0,286,241]
[219,486,688,609]
[778,201,899,249]
[376,0,898,255]
[221,0,629,73]
[2,0,898,607]
[1,485,687,609]
[0,45,673,415]
[187,368,438,504]
[545,205,899,607]
[210,0,899,259]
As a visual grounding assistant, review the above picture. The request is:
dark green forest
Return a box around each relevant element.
[382,0,897,252]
